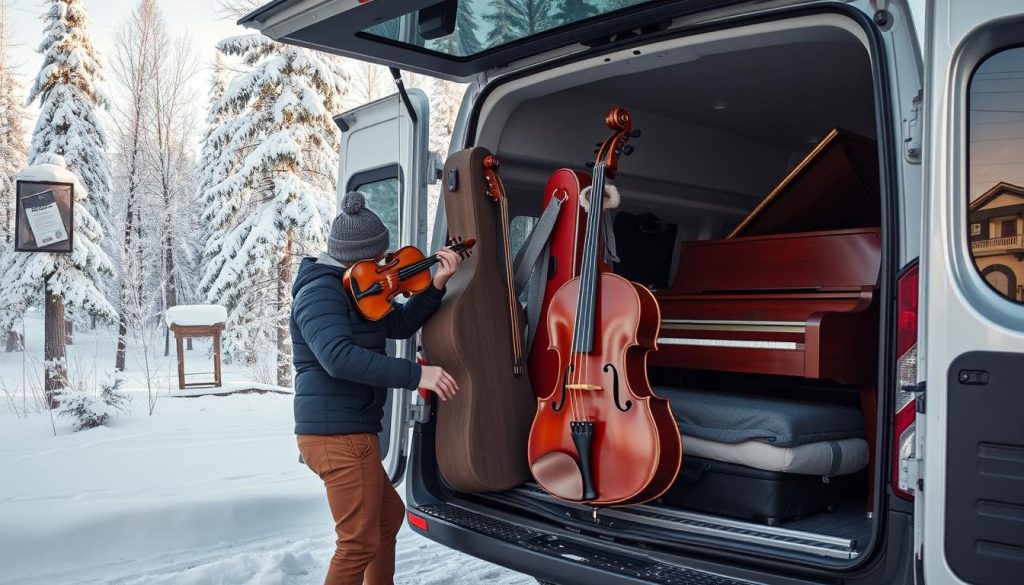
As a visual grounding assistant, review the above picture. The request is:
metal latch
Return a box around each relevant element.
[407,401,430,424]
[900,456,923,493]
[903,90,923,161]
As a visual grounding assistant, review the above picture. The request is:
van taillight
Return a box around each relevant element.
[892,263,919,500]
[408,512,429,532]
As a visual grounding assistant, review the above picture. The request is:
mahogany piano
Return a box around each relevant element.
[650,128,881,384]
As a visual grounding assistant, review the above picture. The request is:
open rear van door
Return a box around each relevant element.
[238,0,750,82]
[335,90,432,484]
[919,2,1024,584]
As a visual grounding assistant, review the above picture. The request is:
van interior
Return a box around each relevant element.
[437,15,887,568]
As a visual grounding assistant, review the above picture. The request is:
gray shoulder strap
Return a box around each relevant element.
[512,195,564,352]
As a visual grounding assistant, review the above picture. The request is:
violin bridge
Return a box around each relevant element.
[565,383,602,391]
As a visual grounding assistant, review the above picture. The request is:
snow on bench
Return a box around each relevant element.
[165,304,227,327]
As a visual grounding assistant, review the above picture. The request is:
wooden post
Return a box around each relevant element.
[213,330,222,388]
[175,332,185,391]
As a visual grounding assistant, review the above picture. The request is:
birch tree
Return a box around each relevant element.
[146,13,198,356]
[110,0,157,371]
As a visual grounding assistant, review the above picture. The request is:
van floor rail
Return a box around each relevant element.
[490,485,862,561]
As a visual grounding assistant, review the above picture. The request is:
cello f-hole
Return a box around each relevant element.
[552,364,572,412]
[603,363,632,412]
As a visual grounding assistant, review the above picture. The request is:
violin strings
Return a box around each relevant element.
[396,255,439,280]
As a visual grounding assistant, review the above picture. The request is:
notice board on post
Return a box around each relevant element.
[14,180,74,253]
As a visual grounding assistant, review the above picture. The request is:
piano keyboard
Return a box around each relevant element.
[661,319,805,333]
[656,337,799,350]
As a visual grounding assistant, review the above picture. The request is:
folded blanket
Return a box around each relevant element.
[656,387,865,447]
[683,434,869,476]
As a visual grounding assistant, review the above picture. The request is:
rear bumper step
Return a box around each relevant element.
[414,502,765,585]
[501,485,860,561]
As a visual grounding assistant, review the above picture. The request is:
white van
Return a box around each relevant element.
[241,2,1023,584]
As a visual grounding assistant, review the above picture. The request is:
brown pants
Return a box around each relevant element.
[297,434,405,585]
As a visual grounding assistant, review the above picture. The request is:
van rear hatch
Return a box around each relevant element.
[238,0,749,82]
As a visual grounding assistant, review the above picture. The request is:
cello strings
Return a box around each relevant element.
[576,166,600,423]
[581,164,605,423]
[574,160,605,424]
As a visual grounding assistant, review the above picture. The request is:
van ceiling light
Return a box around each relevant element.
[712,102,728,111]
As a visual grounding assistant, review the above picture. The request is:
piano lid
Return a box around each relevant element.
[728,129,880,239]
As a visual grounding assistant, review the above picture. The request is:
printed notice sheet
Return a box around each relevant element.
[22,190,69,247]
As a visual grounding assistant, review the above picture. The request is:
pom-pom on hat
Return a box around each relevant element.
[327,191,390,264]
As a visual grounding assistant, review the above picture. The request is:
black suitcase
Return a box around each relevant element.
[659,456,840,525]
[612,211,678,289]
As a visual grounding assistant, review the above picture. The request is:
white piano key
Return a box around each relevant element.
[656,337,799,350]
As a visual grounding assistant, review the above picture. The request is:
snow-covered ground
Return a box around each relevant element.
[0,314,531,584]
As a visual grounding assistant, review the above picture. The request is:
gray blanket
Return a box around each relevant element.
[655,387,865,447]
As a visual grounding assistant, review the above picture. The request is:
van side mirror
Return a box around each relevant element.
[418,0,458,40]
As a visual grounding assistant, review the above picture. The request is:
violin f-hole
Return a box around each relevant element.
[603,363,631,412]
[552,364,572,412]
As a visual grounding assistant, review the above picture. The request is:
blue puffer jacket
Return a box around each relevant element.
[290,257,444,435]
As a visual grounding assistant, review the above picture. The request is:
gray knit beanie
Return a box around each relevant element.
[327,191,390,263]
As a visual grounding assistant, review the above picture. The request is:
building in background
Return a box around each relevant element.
[969,181,1024,301]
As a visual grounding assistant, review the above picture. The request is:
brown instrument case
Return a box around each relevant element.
[421,147,535,493]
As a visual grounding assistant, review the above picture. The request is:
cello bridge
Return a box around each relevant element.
[565,383,602,391]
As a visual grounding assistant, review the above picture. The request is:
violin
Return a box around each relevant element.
[343,238,476,321]
[527,108,681,506]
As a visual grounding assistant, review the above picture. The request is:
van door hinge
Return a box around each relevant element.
[407,401,430,424]
[900,455,923,493]
[903,90,923,161]
[427,151,444,185]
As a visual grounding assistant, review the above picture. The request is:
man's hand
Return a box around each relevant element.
[432,247,463,290]
[419,365,458,401]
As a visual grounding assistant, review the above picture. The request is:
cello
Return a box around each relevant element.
[527,107,681,505]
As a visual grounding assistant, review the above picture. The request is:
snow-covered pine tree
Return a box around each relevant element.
[185,51,231,314]
[485,0,558,45]
[0,0,26,245]
[552,0,599,25]
[427,78,467,227]
[200,35,348,387]
[427,1,482,56]
[196,49,240,305]
[0,156,116,406]
[27,0,114,347]
[28,0,113,239]
[0,0,28,353]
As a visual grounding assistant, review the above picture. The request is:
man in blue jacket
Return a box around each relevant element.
[290,191,461,585]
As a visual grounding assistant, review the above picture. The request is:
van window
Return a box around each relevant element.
[364,0,653,58]
[967,46,1024,303]
[350,167,402,251]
